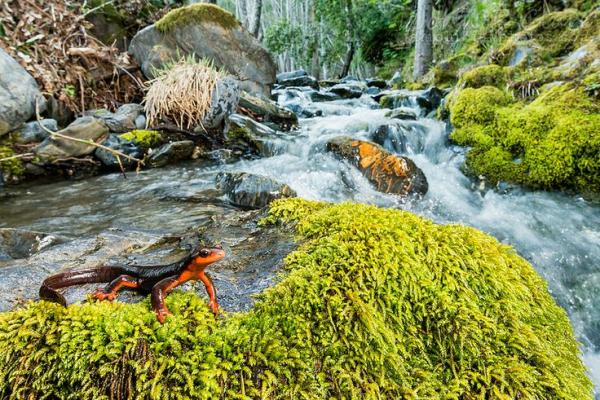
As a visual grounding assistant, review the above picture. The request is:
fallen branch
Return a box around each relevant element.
[0,152,34,162]
[35,96,145,173]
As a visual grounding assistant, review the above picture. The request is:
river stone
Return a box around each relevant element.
[309,90,341,102]
[128,8,276,96]
[12,119,58,144]
[238,91,297,131]
[277,74,319,90]
[148,140,195,168]
[416,87,444,114]
[328,83,365,99]
[326,136,428,197]
[34,117,109,159]
[89,104,144,133]
[385,107,417,121]
[366,78,387,89]
[0,48,45,136]
[276,69,308,82]
[227,113,283,156]
[197,77,240,130]
[216,172,296,209]
[94,134,142,168]
[0,229,66,261]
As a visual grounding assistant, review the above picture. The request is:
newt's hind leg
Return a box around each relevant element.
[93,275,142,301]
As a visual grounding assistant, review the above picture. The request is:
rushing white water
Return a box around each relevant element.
[0,89,599,393]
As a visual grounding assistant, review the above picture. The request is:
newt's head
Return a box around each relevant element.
[192,245,225,267]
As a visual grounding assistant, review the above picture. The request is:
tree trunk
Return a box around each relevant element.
[339,0,354,78]
[238,0,248,28]
[250,0,263,38]
[413,0,433,80]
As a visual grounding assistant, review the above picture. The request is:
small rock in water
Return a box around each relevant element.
[94,134,142,168]
[12,119,58,144]
[385,107,417,121]
[148,140,195,168]
[0,228,67,261]
[326,136,428,197]
[238,91,297,131]
[366,78,387,89]
[309,90,341,102]
[328,83,365,99]
[216,171,296,209]
[276,69,308,83]
[277,74,319,89]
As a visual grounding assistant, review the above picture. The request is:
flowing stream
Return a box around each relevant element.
[1,89,599,392]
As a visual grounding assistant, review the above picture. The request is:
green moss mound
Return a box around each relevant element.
[155,4,239,33]
[120,129,162,149]
[450,83,600,193]
[0,145,24,179]
[461,64,508,89]
[0,199,592,399]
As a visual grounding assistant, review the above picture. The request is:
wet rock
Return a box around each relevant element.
[89,104,144,133]
[319,79,340,87]
[277,74,319,89]
[226,113,292,156]
[366,86,381,96]
[12,119,58,144]
[328,83,365,99]
[239,91,297,131]
[385,107,417,121]
[0,229,67,261]
[276,69,308,82]
[416,87,444,114]
[366,78,387,89]
[340,76,360,83]
[216,171,296,209]
[148,140,195,168]
[94,134,142,168]
[508,45,534,67]
[378,91,410,108]
[326,136,428,197]
[34,117,109,159]
[371,123,427,154]
[128,5,275,96]
[198,149,240,164]
[309,90,341,102]
[0,48,45,136]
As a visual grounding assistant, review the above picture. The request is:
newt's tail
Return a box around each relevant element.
[39,266,125,306]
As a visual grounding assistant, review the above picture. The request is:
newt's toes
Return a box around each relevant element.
[156,309,172,324]
[209,301,219,316]
[93,289,115,301]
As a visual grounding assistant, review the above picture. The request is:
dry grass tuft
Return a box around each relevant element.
[144,58,223,130]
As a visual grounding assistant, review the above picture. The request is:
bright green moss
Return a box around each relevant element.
[450,83,600,193]
[155,4,239,33]
[460,64,508,89]
[576,9,600,46]
[0,199,592,399]
[0,145,24,179]
[449,86,511,128]
[120,129,162,148]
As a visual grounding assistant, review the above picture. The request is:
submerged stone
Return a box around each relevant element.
[148,140,195,168]
[216,171,296,209]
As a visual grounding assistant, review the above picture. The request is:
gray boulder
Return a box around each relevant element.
[198,77,240,129]
[148,140,195,167]
[34,117,109,159]
[0,48,45,136]
[12,119,58,144]
[216,171,296,209]
[94,134,142,168]
[128,5,276,96]
[89,104,144,133]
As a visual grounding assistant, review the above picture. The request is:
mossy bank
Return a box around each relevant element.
[0,199,592,399]
[445,8,600,195]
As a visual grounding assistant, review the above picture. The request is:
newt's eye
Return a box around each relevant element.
[199,249,211,257]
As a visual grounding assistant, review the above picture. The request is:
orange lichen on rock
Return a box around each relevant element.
[327,136,428,196]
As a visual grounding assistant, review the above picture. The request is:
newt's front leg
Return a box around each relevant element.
[94,275,142,301]
[197,271,219,315]
[151,271,193,324]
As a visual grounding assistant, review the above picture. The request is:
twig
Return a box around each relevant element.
[0,153,34,162]
[81,0,115,17]
[34,95,145,170]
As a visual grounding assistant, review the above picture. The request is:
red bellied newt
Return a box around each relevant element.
[39,245,225,323]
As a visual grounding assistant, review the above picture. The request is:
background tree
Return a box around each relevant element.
[413,0,432,79]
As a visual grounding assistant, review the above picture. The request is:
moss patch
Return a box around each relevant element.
[450,83,600,193]
[155,4,239,33]
[0,199,592,399]
[460,64,508,89]
[120,129,162,149]
[0,145,24,179]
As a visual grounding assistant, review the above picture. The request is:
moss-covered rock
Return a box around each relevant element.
[460,64,508,89]
[155,3,239,33]
[450,83,600,193]
[120,129,162,149]
[0,145,24,181]
[576,8,600,47]
[0,199,592,399]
